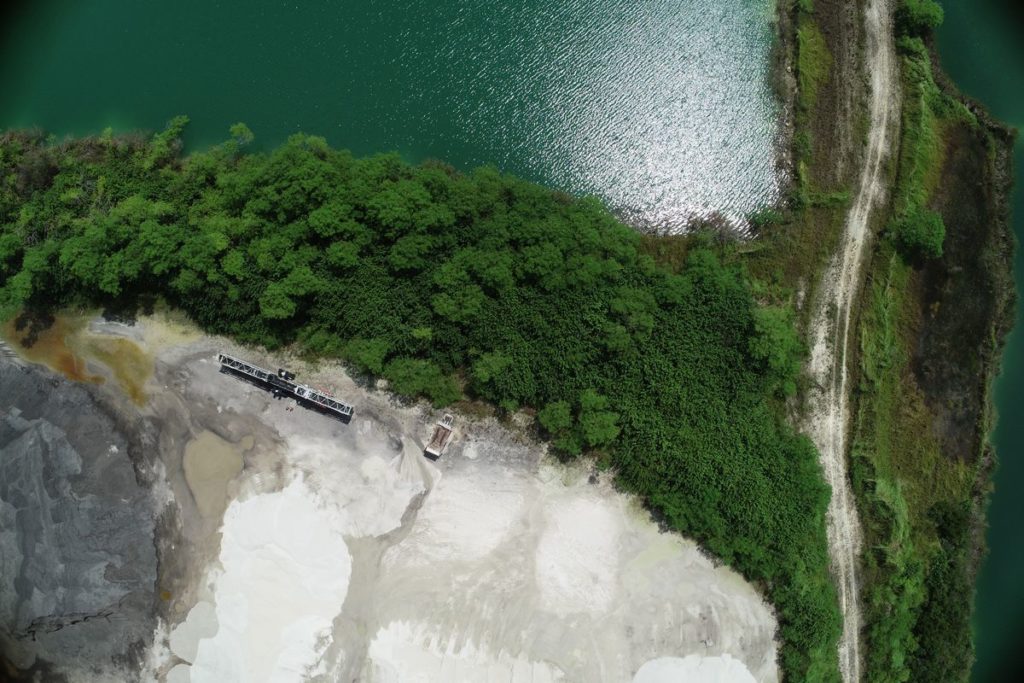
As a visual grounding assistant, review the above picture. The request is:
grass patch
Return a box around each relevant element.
[797,16,832,115]
[852,248,963,682]
[852,34,985,669]
[888,37,976,262]
[856,252,971,528]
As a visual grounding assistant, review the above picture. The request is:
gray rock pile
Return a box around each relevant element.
[0,364,157,681]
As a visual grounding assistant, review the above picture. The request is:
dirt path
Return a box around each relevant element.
[805,0,899,680]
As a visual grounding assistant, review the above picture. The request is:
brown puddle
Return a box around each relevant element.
[2,314,153,405]
[2,315,104,384]
[182,431,250,519]
[76,335,153,406]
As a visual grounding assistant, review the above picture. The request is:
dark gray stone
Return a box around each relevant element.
[0,363,157,680]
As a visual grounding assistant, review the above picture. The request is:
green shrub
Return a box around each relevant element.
[749,305,804,396]
[892,207,945,260]
[797,18,832,112]
[538,401,573,433]
[909,502,974,682]
[748,207,784,232]
[895,0,944,37]
[345,337,391,375]
[384,357,459,407]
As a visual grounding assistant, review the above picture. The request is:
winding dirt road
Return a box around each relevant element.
[805,0,899,681]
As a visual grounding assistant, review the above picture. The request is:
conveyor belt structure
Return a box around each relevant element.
[217,353,354,421]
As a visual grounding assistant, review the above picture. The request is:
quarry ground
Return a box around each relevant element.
[1,313,779,682]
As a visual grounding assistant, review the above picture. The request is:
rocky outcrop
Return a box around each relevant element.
[0,364,157,681]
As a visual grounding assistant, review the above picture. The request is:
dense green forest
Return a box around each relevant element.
[0,123,841,680]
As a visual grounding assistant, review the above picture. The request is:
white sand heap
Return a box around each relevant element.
[535,495,618,615]
[178,479,352,682]
[633,655,757,682]
[168,601,217,664]
[277,433,427,539]
[367,457,779,682]
[385,470,525,568]
[365,620,565,682]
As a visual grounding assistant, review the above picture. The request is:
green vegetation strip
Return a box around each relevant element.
[0,121,840,681]
[851,2,989,681]
[853,244,976,683]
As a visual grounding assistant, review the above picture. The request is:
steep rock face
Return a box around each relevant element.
[0,365,157,680]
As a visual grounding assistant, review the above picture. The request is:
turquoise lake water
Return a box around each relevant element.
[0,0,781,231]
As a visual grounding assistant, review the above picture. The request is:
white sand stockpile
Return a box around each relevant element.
[281,433,426,539]
[385,471,525,567]
[168,601,217,664]
[633,655,757,683]
[181,479,352,682]
[366,620,565,682]
[535,495,618,615]
[364,457,779,682]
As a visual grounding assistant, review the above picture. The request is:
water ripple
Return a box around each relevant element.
[414,0,782,233]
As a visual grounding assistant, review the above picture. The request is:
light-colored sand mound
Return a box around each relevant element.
[168,601,217,663]
[535,495,619,615]
[384,469,526,567]
[365,620,565,682]
[277,433,426,539]
[367,455,778,682]
[633,655,757,683]
[185,479,352,682]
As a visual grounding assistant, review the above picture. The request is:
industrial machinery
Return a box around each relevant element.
[424,413,455,460]
[217,353,353,421]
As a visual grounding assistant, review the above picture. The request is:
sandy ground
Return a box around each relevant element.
[803,0,899,680]
[4,312,780,681]
[634,656,756,683]
[182,431,247,519]
[186,479,352,682]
